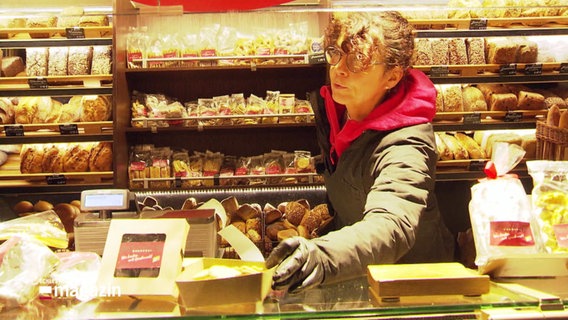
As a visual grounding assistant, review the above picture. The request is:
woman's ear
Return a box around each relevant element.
[385,66,404,89]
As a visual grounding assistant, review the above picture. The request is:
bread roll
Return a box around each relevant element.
[88,141,112,172]
[34,200,54,212]
[13,201,34,214]
[236,203,260,221]
[285,201,308,226]
[266,221,287,241]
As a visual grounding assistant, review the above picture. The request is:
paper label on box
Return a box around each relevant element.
[489,221,535,246]
[553,224,568,248]
[115,234,166,277]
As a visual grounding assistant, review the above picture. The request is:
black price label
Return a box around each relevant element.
[430,66,449,77]
[28,78,49,89]
[175,176,182,188]
[499,64,517,76]
[4,125,24,136]
[46,174,67,185]
[468,160,486,171]
[559,63,568,74]
[504,111,523,122]
[469,18,488,30]
[523,63,543,75]
[308,52,325,64]
[463,113,482,124]
[65,27,85,39]
[59,124,79,135]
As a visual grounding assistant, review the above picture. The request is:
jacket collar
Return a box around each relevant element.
[320,68,436,163]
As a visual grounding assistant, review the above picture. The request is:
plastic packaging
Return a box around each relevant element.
[0,210,68,249]
[469,142,543,267]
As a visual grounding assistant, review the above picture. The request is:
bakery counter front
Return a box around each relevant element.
[1,275,567,319]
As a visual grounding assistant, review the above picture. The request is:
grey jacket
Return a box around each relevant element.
[311,97,455,285]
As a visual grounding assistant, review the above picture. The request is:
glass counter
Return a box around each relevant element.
[3,276,566,319]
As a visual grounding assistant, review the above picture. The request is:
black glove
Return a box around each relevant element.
[265,236,325,293]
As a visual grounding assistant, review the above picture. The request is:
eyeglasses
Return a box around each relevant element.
[324,46,385,73]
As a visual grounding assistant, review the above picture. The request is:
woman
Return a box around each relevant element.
[266,11,455,293]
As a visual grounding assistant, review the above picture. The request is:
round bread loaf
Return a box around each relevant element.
[79,95,112,122]
[88,141,112,172]
[42,144,65,173]
[20,144,44,173]
[285,201,308,226]
[13,200,34,214]
[62,143,92,172]
[34,200,54,212]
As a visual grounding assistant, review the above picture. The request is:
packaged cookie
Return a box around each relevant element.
[229,93,246,125]
[262,90,279,124]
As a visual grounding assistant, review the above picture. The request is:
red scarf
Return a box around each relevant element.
[321,68,436,163]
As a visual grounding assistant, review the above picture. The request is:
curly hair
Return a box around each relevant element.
[324,11,415,71]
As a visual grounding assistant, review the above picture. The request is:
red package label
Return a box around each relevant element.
[200,49,217,57]
[235,167,248,175]
[490,221,535,246]
[115,233,166,275]
[553,224,568,248]
[127,51,142,62]
[130,161,146,171]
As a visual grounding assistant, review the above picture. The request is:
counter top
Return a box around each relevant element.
[2,276,567,319]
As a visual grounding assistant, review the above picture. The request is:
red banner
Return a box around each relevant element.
[132,0,294,12]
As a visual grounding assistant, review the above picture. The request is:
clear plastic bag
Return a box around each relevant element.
[527,160,568,253]
[469,142,543,267]
[0,210,68,249]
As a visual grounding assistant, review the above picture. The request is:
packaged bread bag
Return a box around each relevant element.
[527,160,568,253]
[469,142,544,269]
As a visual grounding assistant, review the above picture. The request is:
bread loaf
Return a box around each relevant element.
[485,38,518,64]
[517,90,545,110]
[57,6,84,28]
[48,47,69,76]
[26,48,49,76]
[439,132,469,160]
[521,133,537,159]
[516,39,538,63]
[448,38,468,65]
[91,46,112,75]
[79,95,112,122]
[62,143,93,172]
[435,85,444,112]
[546,104,561,126]
[435,132,453,160]
[431,39,449,65]
[88,141,112,172]
[462,86,488,112]
[20,144,44,173]
[485,133,523,158]
[42,144,65,173]
[414,39,432,66]
[454,132,486,159]
[1,56,25,77]
[441,85,464,112]
[490,93,518,111]
[465,37,486,65]
[68,46,93,75]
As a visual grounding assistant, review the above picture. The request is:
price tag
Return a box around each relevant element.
[559,63,568,74]
[46,174,67,185]
[468,160,486,171]
[499,64,517,76]
[504,111,523,122]
[59,124,79,135]
[430,66,449,77]
[463,113,481,124]
[469,18,488,30]
[28,78,49,89]
[65,27,85,39]
[523,63,543,75]
[174,176,182,188]
[4,125,24,136]
[308,52,325,64]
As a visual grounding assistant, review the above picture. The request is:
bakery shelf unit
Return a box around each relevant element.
[0,6,114,193]
[113,1,568,189]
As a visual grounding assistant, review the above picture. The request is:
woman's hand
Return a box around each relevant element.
[265,236,325,293]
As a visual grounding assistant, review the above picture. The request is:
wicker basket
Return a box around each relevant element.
[536,121,568,160]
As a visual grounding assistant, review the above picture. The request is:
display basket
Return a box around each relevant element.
[535,121,568,161]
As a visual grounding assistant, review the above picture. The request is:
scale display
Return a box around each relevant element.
[80,189,130,211]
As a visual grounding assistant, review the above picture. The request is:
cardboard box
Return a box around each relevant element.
[176,258,274,309]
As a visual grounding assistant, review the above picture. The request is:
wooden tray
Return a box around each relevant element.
[367,262,490,299]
